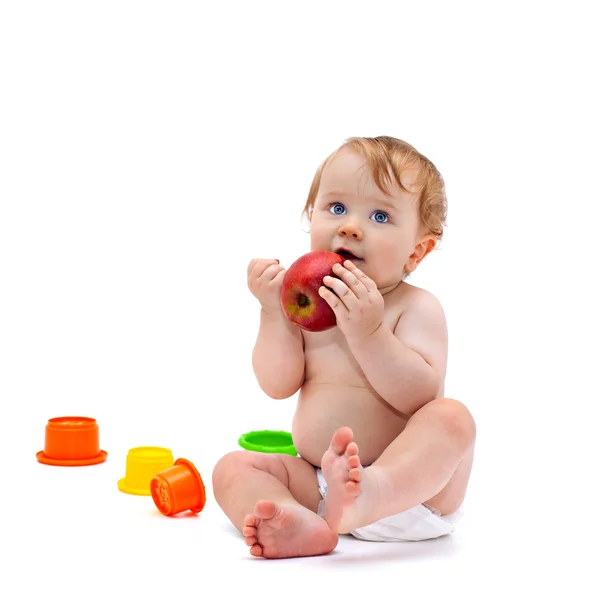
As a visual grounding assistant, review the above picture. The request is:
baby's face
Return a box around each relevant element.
[309,148,429,293]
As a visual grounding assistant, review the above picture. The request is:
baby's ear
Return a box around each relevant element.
[405,236,437,273]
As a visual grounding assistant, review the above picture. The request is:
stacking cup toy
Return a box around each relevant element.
[36,417,107,466]
[238,430,297,456]
[117,446,174,495]
[150,458,206,516]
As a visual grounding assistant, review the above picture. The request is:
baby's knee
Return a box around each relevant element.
[212,451,249,491]
[430,398,476,446]
[212,450,288,493]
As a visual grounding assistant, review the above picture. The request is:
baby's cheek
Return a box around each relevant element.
[309,227,330,251]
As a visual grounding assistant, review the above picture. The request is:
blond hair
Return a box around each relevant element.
[302,136,447,240]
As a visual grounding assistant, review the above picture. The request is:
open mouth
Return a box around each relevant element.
[335,248,362,262]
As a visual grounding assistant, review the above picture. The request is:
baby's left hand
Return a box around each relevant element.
[319,261,384,341]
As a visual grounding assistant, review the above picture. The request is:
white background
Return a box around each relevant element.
[1,1,599,598]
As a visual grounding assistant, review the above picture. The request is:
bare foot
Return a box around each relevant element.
[243,500,338,559]
[321,426,375,533]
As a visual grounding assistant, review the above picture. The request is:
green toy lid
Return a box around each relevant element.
[238,430,297,456]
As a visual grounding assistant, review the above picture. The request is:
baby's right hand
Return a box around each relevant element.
[247,258,286,315]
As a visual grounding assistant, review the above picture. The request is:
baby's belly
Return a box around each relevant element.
[291,380,408,467]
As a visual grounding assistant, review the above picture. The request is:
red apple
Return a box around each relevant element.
[280,250,344,332]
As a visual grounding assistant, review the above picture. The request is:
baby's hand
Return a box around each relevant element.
[247,258,286,315]
[319,261,384,341]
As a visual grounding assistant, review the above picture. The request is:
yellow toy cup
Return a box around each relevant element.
[117,446,174,495]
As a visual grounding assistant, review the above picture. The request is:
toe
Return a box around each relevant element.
[250,544,264,557]
[331,426,354,454]
[244,535,257,546]
[244,514,258,527]
[243,525,257,536]
[348,454,361,469]
[349,466,361,481]
[255,499,278,520]
[346,441,359,457]
[346,480,360,494]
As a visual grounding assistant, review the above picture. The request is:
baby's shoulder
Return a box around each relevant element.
[385,282,446,323]
[387,281,442,305]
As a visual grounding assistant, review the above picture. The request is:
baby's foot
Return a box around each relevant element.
[243,500,338,559]
[321,426,374,533]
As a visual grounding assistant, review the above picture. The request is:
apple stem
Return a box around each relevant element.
[298,295,309,307]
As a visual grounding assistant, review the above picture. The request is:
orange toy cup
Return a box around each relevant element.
[36,417,107,466]
[150,458,206,516]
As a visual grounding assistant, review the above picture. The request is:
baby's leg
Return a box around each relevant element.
[322,398,476,534]
[212,450,338,558]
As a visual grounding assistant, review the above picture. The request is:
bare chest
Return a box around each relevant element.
[303,329,366,386]
[302,307,402,386]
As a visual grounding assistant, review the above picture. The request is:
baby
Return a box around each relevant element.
[212,136,476,558]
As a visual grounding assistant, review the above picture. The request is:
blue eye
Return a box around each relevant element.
[329,203,346,215]
[371,211,389,223]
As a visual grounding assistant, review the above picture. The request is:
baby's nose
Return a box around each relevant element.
[337,221,363,240]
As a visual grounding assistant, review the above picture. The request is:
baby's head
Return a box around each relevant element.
[303,136,447,289]
[303,136,447,242]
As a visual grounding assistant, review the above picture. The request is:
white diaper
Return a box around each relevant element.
[315,467,462,542]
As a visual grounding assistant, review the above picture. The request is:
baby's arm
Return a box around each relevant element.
[252,309,305,399]
[347,290,447,416]
[246,258,305,399]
